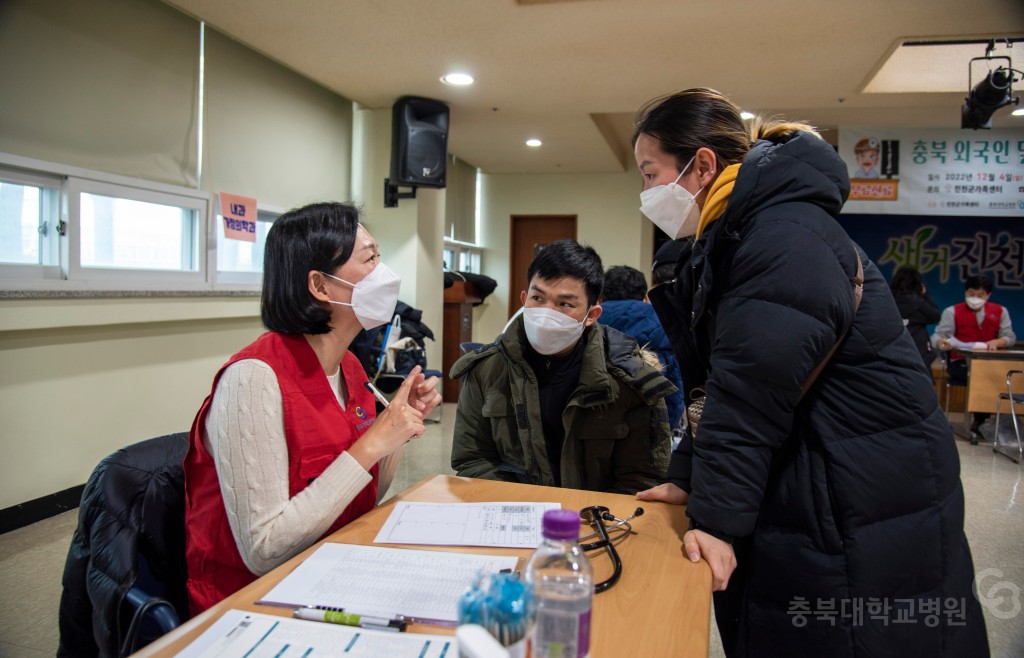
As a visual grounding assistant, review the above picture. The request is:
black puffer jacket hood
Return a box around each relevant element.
[723,130,849,227]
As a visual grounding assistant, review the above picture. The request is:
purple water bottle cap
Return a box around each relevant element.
[542,509,581,541]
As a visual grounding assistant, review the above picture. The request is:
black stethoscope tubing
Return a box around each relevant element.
[578,506,643,593]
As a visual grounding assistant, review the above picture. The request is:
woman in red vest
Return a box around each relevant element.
[933,273,1017,443]
[183,202,441,613]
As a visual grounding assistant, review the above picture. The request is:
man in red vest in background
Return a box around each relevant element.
[933,274,1017,444]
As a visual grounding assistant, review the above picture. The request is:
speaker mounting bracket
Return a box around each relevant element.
[384,178,418,208]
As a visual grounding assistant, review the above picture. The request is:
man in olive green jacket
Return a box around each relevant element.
[449,240,674,494]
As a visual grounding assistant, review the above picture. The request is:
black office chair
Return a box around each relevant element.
[994,369,1024,463]
[58,432,190,658]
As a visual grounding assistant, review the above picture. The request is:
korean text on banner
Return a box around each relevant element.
[839,128,1024,217]
[220,193,257,243]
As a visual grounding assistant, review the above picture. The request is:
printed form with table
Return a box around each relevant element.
[177,502,559,657]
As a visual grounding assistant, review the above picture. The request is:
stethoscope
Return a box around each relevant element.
[578,506,645,593]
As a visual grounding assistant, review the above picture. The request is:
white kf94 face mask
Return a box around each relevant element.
[638,155,707,239]
[965,296,986,311]
[522,306,588,355]
[322,262,402,330]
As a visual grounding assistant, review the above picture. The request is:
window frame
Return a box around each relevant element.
[66,177,208,288]
[0,163,64,281]
[211,203,284,290]
[443,238,483,275]
[1,151,216,292]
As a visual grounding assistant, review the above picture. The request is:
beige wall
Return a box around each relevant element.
[203,29,353,208]
[473,170,653,342]
[0,302,263,509]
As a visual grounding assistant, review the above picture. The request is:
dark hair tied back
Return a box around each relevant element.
[633,87,820,171]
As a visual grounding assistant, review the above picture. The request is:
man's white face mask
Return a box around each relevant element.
[965,296,986,311]
[521,306,588,355]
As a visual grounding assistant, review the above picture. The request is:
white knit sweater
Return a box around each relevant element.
[202,359,400,575]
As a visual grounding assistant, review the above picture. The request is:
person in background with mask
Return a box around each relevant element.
[932,273,1016,443]
[632,88,987,657]
[597,265,685,442]
[889,266,940,371]
[184,202,441,613]
[449,239,673,493]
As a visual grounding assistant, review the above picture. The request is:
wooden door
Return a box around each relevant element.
[508,215,577,319]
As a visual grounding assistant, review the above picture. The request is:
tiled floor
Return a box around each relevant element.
[1,406,1021,657]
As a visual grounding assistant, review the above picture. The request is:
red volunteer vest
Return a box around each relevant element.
[950,301,1002,360]
[184,332,379,614]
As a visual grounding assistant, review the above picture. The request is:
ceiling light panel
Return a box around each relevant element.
[864,38,1023,94]
[441,72,474,86]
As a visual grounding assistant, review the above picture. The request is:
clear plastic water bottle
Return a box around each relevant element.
[524,509,593,658]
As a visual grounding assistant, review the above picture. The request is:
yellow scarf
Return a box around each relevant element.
[695,163,741,239]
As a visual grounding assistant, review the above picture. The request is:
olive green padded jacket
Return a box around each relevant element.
[449,315,674,493]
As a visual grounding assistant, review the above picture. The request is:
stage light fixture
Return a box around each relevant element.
[961,41,1021,130]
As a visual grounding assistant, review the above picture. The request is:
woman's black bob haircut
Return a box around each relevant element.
[261,202,361,335]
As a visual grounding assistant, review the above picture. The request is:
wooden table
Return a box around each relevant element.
[964,349,1024,414]
[134,475,711,657]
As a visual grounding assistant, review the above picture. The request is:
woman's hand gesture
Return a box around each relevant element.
[349,373,424,471]
[405,365,442,417]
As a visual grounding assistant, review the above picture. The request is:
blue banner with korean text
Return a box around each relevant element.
[839,128,1024,216]
[837,214,1023,338]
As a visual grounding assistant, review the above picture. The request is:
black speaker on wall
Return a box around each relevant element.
[390,96,449,188]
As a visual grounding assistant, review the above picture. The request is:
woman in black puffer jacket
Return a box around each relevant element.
[890,266,941,371]
[633,88,988,658]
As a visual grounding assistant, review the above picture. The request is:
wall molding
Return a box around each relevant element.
[0,485,83,534]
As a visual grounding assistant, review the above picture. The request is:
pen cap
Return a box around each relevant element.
[457,624,511,658]
[541,509,581,541]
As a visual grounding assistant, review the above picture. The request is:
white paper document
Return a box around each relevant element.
[374,501,561,548]
[258,543,518,624]
[176,609,456,658]
[948,337,989,350]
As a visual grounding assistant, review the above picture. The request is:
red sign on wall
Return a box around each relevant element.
[220,193,257,243]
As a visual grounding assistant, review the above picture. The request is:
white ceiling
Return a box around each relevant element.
[163,0,1024,175]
